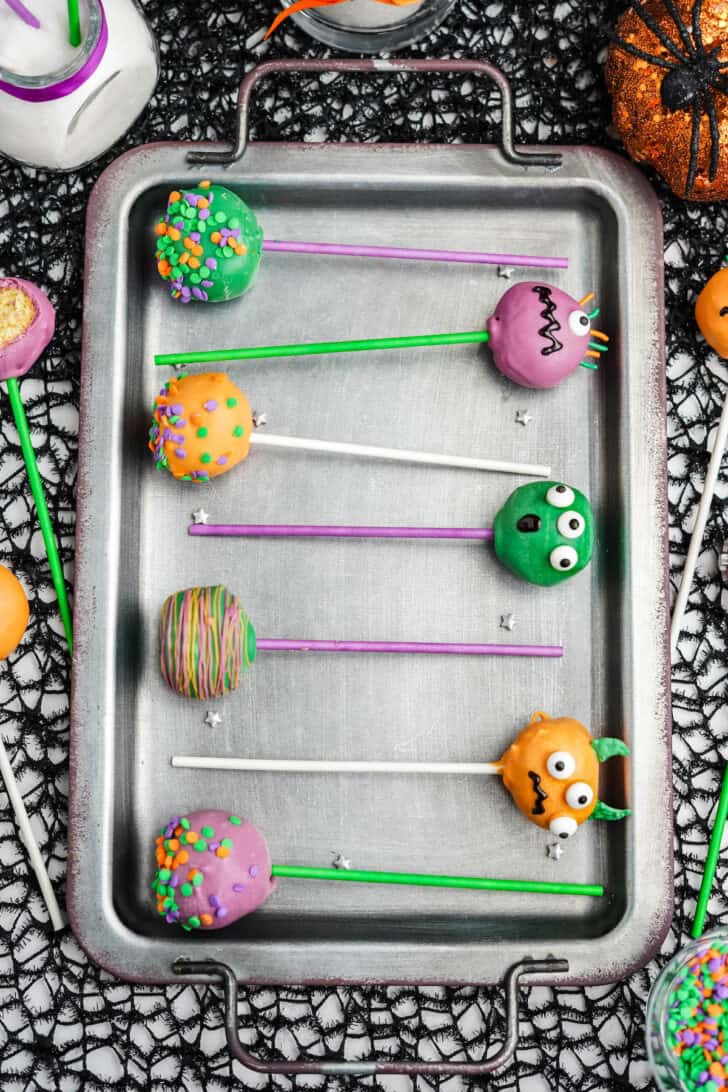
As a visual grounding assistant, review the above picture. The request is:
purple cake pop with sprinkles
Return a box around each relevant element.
[153,809,275,930]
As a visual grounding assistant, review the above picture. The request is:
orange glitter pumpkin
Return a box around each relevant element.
[696,266,728,356]
[499,712,631,839]
[0,565,29,660]
[606,0,728,201]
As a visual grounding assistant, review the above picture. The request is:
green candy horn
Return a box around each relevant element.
[591,737,630,762]
[591,801,631,822]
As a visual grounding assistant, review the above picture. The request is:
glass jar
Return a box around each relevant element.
[0,0,158,171]
[277,0,457,53]
[647,931,728,1090]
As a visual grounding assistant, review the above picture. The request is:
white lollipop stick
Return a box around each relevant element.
[172,755,504,776]
[670,391,728,655]
[0,735,64,930]
[249,432,550,479]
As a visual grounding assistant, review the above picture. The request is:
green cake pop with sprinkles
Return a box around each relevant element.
[155,181,263,303]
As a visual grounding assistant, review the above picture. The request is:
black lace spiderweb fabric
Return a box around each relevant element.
[0,0,723,1087]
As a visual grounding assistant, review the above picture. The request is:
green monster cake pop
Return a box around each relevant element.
[493,481,593,586]
[155,182,263,303]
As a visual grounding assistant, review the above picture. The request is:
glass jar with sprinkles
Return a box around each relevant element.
[274,0,457,53]
[647,931,728,1091]
[0,0,158,171]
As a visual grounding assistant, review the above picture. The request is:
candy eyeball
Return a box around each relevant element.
[557,511,586,539]
[549,816,579,839]
[566,782,594,810]
[568,309,591,336]
[550,545,578,572]
[493,481,593,587]
[546,751,576,779]
[486,282,602,389]
[546,484,574,508]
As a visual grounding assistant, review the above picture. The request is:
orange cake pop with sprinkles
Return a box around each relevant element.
[149,373,254,483]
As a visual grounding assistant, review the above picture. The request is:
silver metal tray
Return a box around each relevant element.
[69,58,672,1075]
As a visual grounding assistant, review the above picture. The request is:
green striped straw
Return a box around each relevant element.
[692,764,728,937]
[67,0,81,46]
[272,864,603,898]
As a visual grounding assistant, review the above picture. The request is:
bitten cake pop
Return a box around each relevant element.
[173,712,631,842]
[155,281,608,391]
[159,585,563,700]
[154,182,568,305]
[149,372,551,482]
[189,480,594,588]
[153,806,604,932]
[0,277,72,651]
[0,564,63,930]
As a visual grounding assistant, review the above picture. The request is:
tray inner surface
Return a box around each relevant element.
[114,175,628,951]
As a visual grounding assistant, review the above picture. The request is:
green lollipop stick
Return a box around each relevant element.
[271,864,603,898]
[154,330,491,368]
[5,380,73,653]
[692,763,728,938]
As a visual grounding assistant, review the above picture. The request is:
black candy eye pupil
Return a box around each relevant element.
[578,795,588,805]
[569,519,579,529]
[560,559,571,569]
[555,762,565,771]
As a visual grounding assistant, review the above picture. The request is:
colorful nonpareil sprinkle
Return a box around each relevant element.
[154,182,263,303]
[664,942,728,1089]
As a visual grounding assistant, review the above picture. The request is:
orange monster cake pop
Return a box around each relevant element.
[499,712,631,838]
[0,564,29,660]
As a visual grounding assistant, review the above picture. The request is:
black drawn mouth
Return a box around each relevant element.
[517,514,541,533]
[528,770,548,815]
[532,284,564,356]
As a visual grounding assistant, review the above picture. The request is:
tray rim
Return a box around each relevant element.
[69,136,672,988]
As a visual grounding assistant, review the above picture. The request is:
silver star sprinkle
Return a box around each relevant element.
[192,508,210,525]
[546,843,564,861]
[515,410,533,427]
[499,613,516,632]
[253,411,267,428]
[498,265,515,279]
[332,853,352,870]
[204,711,222,729]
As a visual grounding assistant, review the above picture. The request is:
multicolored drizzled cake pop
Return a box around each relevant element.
[154,182,569,306]
[159,585,563,701]
[153,810,275,930]
[155,280,609,391]
[154,797,610,932]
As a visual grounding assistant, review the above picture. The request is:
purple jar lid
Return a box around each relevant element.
[0,1,108,103]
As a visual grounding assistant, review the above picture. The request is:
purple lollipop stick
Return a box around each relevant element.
[262,240,568,270]
[2,0,40,27]
[190,524,494,540]
[257,638,561,657]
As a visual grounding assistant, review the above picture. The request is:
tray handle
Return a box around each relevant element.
[173,955,568,1076]
[187,58,563,170]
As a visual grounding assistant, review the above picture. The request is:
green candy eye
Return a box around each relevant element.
[547,484,574,508]
[550,545,578,571]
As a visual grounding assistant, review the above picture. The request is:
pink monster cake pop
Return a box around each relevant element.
[0,278,55,381]
[486,282,607,389]
[153,809,275,930]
